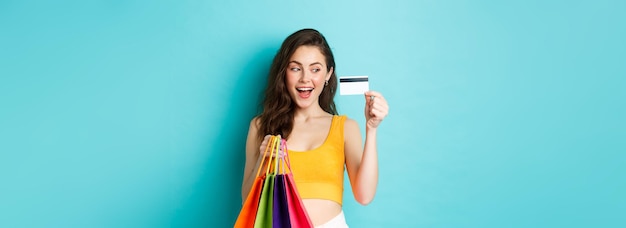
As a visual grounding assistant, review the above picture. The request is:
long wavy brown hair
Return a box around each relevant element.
[257,28,338,141]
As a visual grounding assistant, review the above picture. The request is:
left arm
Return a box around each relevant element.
[344,91,389,205]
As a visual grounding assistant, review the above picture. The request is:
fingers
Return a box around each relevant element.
[259,135,272,153]
[364,91,389,118]
[259,135,287,158]
[370,100,388,116]
[364,90,383,99]
[363,91,389,129]
[364,91,387,106]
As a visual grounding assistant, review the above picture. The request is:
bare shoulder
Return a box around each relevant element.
[343,117,358,128]
[343,117,361,138]
[343,117,363,158]
[247,117,261,143]
[250,116,260,129]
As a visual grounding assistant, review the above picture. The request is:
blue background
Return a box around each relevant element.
[1,0,624,227]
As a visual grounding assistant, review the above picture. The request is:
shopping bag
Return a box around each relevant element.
[235,135,313,228]
[254,172,275,228]
[281,139,314,228]
[234,174,264,228]
[253,135,283,228]
[283,174,312,228]
[272,162,291,227]
[234,135,276,228]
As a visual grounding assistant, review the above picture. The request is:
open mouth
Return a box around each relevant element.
[296,87,313,98]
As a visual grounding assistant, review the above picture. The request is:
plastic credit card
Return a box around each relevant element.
[339,76,369,95]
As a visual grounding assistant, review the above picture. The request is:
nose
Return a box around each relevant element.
[298,70,311,82]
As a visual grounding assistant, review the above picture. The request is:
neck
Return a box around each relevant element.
[294,105,328,120]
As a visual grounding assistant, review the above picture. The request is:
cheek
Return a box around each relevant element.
[285,72,298,86]
[312,74,326,84]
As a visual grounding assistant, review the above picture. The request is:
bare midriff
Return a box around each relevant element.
[302,199,342,226]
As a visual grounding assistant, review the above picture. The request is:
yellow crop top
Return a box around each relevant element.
[287,115,346,205]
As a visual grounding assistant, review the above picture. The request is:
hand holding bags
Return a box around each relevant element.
[235,135,313,228]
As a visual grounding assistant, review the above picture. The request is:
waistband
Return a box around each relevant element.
[315,210,349,228]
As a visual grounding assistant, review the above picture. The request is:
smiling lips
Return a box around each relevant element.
[296,87,313,99]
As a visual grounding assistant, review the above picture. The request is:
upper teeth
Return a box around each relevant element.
[297,88,313,91]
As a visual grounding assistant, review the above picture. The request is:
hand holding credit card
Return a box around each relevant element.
[339,76,369,95]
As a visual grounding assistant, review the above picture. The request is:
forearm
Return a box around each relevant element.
[354,127,379,205]
[241,155,264,201]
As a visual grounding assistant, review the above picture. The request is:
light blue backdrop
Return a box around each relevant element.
[1,0,624,227]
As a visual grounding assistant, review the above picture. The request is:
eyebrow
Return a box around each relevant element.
[288,60,324,66]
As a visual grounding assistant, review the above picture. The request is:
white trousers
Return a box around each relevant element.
[315,211,349,228]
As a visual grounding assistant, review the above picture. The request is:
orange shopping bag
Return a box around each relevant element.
[234,136,276,228]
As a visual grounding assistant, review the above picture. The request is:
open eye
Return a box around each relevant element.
[290,67,301,72]
[312,68,321,73]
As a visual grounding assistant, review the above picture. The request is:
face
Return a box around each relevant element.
[285,45,333,109]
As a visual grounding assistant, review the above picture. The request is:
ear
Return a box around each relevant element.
[326,67,334,81]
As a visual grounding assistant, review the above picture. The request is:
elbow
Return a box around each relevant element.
[355,193,375,206]
[353,183,378,206]
[357,198,373,206]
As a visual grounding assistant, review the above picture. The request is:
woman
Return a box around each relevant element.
[241,28,389,227]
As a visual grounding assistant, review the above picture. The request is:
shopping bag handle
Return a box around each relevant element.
[271,135,281,175]
[256,135,285,177]
[281,138,294,175]
[255,135,276,178]
[255,135,295,176]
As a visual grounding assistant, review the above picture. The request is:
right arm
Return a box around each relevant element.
[242,118,282,202]
[241,118,262,201]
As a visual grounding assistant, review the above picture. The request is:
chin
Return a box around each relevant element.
[294,101,312,109]
[293,98,316,109]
